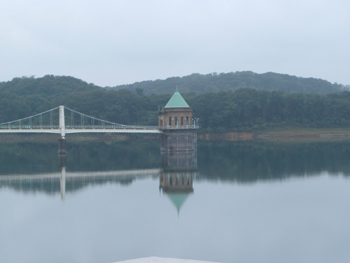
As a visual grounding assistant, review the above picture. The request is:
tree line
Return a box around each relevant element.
[112,71,347,95]
[187,88,350,131]
[1,75,350,131]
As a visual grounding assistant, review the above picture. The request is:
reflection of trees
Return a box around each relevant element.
[0,140,160,174]
[0,176,135,195]
[198,141,350,183]
[2,139,350,195]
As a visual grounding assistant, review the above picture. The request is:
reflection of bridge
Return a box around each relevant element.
[0,106,162,137]
[0,147,199,214]
[0,168,161,200]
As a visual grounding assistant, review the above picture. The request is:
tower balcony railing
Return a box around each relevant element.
[161,125,199,130]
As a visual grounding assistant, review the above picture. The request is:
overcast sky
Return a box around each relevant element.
[1,0,349,87]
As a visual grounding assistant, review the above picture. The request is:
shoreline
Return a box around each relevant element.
[199,128,350,141]
[1,128,350,143]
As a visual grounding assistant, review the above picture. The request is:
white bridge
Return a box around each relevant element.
[0,105,162,137]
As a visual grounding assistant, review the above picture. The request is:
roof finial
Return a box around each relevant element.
[176,86,179,92]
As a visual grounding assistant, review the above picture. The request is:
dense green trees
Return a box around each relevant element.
[113,71,346,95]
[187,89,350,131]
[1,74,350,131]
[0,75,98,98]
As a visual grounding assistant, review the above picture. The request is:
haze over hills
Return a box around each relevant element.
[112,71,347,95]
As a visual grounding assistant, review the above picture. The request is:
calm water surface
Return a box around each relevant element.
[1,140,350,263]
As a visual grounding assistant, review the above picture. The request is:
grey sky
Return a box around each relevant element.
[1,0,349,87]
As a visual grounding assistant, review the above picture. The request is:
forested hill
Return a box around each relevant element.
[0,75,99,98]
[112,71,345,95]
[2,74,350,132]
[1,72,345,98]
[0,75,101,121]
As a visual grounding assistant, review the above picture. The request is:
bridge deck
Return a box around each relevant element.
[0,128,162,134]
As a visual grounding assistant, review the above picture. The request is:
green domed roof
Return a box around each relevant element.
[164,88,190,108]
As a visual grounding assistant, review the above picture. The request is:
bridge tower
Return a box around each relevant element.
[58,105,67,154]
[158,88,198,152]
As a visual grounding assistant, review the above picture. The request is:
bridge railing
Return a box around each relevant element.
[0,125,60,129]
[65,125,160,130]
[0,124,160,130]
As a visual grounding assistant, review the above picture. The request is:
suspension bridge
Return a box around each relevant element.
[0,105,162,137]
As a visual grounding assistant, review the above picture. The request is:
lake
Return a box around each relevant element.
[1,139,350,263]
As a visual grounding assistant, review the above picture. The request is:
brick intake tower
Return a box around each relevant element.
[159,88,198,152]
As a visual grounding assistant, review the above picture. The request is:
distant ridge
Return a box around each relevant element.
[112,71,345,95]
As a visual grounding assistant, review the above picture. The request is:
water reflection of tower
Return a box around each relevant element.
[160,150,197,192]
[158,88,198,214]
[160,150,198,215]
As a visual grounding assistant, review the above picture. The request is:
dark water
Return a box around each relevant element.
[1,140,350,263]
